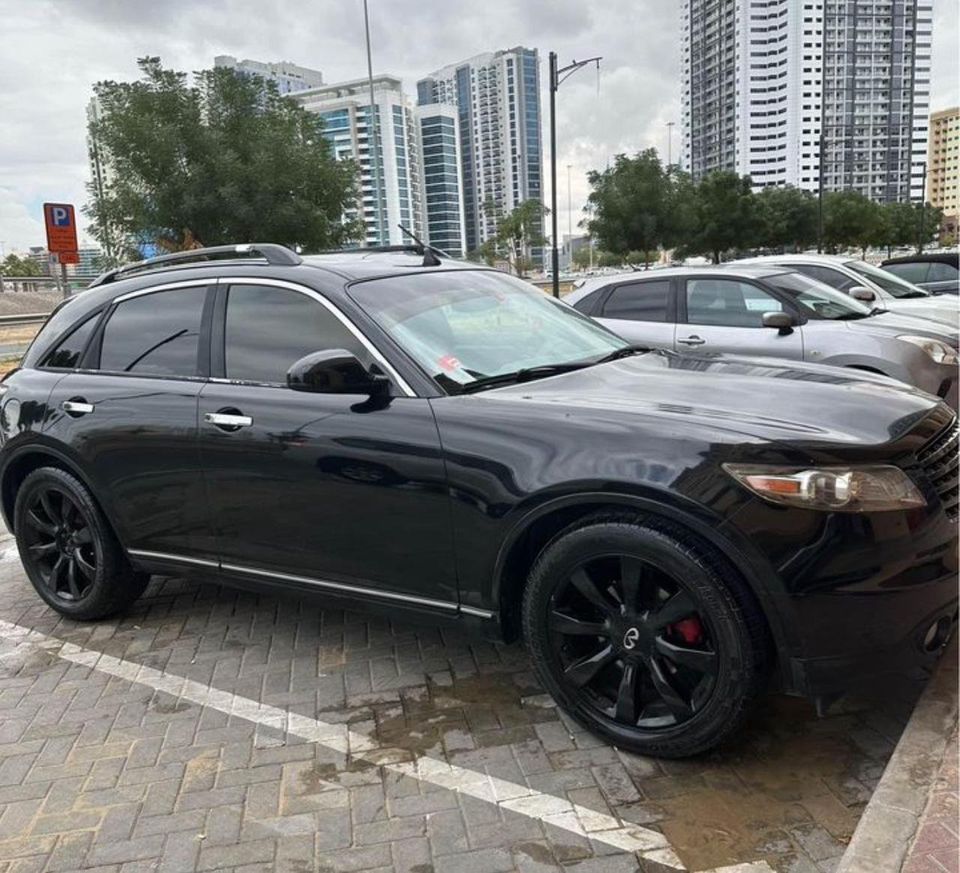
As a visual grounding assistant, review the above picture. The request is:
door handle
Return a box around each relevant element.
[204,412,253,429]
[678,336,706,346]
[62,400,94,416]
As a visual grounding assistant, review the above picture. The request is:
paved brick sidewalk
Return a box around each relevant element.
[0,523,934,873]
[902,724,959,873]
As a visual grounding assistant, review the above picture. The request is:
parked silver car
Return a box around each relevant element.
[566,265,959,409]
[733,255,958,327]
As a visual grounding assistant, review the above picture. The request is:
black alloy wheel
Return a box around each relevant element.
[20,484,99,603]
[522,516,767,758]
[548,554,718,729]
[14,466,151,620]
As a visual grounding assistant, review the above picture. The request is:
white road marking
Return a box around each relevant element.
[0,617,683,868]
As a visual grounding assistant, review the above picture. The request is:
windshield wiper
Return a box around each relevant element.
[459,363,591,394]
[592,345,649,365]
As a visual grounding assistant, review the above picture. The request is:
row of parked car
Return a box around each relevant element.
[567,253,959,410]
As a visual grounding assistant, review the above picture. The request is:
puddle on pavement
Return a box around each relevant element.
[373,670,550,757]
[652,692,908,872]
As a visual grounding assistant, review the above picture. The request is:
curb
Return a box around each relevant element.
[836,635,958,873]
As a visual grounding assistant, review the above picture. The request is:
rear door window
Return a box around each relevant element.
[99,287,207,376]
[602,280,672,322]
[884,262,930,284]
[41,313,101,369]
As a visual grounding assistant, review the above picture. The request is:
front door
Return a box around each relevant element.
[198,281,457,606]
[677,277,804,359]
[42,283,214,562]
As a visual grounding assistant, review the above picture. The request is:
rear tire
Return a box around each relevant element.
[522,514,768,758]
[14,466,150,620]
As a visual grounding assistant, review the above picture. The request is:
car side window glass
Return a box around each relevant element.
[571,287,607,315]
[41,312,100,369]
[224,284,371,385]
[885,262,930,283]
[686,279,783,328]
[792,264,855,291]
[602,281,671,322]
[927,262,958,282]
[99,287,206,376]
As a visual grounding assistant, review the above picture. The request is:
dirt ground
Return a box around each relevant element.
[0,288,62,315]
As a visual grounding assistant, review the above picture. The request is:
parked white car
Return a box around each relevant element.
[734,255,958,328]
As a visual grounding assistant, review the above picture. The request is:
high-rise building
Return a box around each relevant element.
[417,48,543,261]
[415,105,467,256]
[928,107,959,238]
[214,56,324,94]
[681,1,932,202]
[293,75,425,248]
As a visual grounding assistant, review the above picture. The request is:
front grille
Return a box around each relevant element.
[918,417,960,520]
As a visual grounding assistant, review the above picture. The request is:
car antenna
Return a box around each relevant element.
[397,224,442,267]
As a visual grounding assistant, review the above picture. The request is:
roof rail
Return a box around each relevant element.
[88,244,302,288]
[316,243,452,265]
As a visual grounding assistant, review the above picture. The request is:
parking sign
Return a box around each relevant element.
[43,202,79,264]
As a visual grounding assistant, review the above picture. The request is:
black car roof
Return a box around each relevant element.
[882,252,959,266]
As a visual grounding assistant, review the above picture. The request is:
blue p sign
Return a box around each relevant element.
[51,207,70,227]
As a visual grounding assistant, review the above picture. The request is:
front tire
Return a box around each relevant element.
[522,515,767,758]
[14,466,150,620]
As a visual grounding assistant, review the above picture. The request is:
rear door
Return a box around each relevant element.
[593,278,677,349]
[42,282,215,563]
[677,277,804,359]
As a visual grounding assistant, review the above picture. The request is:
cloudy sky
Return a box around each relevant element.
[0,0,957,254]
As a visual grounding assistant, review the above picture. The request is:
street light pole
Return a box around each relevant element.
[817,132,825,253]
[917,162,928,254]
[362,0,383,246]
[549,52,601,298]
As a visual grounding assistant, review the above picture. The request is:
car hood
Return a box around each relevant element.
[885,297,958,329]
[845,311,960,345]
[485,350,940,448]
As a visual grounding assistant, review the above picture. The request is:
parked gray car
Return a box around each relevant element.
[566,265,959,409]
[733,255,958,327]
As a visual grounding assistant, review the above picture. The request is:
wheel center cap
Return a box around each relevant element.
[622,626,641,650]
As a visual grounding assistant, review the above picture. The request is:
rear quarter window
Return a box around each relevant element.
[41,312,101,369]
[570,287,608,315]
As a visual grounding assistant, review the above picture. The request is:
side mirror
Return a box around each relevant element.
[286,350,390,396]
[762,311,795,334]
[850,286,876,303]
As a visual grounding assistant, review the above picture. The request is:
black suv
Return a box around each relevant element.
[1,244,956,757]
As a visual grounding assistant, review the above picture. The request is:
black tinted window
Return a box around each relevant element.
[603,281,671,322]
[570,287,607,315]
[100,287,206,376]
[792,264,855,291]
[927,262,959,282]
[43,313,100,369]
[883,262,929,283]
[224,285,370,384]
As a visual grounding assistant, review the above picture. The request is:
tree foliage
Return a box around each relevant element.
[85,57,360,261]
[469,199,547,276]
[0,254,42,277]
[583,153,944,264]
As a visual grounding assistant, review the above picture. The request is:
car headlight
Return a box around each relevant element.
[897,335,958,365]
[722,464,926,512]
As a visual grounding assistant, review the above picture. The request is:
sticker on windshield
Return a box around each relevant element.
[438,354,461,372]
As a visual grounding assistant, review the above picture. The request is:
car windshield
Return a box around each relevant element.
[348,270,631,393]
[846,260,931,299]
[764,271,875,320]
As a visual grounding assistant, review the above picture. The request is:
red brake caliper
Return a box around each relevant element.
[669,616,704,645]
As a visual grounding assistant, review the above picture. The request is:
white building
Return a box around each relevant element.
[293,75,426,248]
[417,48,543,261]
[681,0,932,202]
[214,56,324,94]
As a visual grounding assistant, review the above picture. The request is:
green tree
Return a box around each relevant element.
[586,150,682,268]
[0,254,42,277]
[754,186,818,251]
[494,199,547,277]
[597,251,623,268]
[85,57,360,257]
[822,191,884,256]
[685,171,758,263]
[571,245,593,269]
